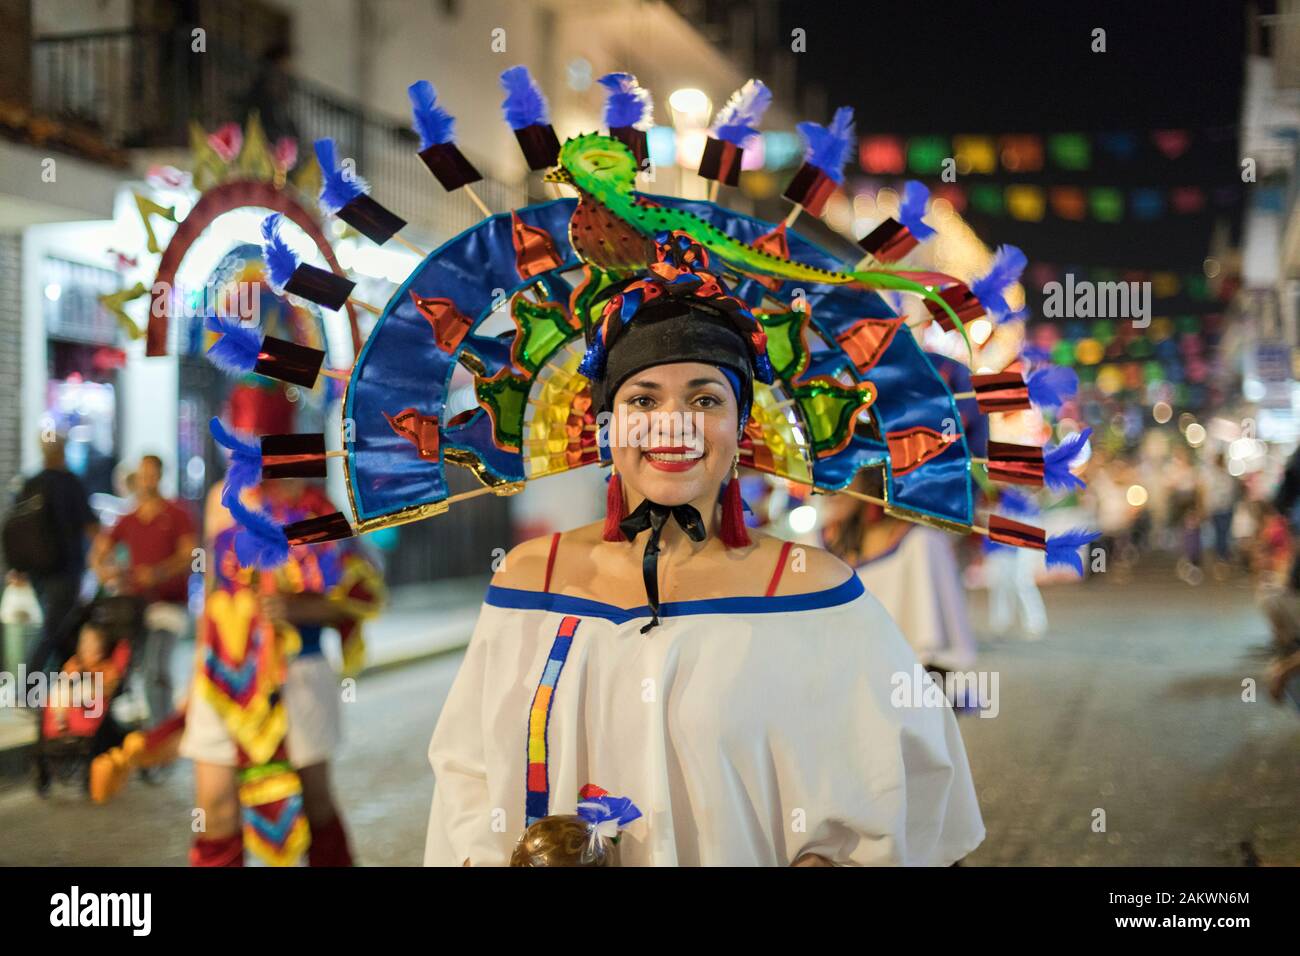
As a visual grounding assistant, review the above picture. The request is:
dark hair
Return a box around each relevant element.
[140,454,164,473]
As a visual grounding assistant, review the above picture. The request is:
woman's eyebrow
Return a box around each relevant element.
[627,379,663,390]
[687,377,727,388]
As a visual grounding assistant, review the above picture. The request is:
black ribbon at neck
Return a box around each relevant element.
[618,499,707,634]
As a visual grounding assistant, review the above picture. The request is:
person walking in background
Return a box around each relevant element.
[1168,448,1205,585]
[4,432,99,674]
[90,455,196,729]
[1203,451,1238,579]
[983,489,1049,639]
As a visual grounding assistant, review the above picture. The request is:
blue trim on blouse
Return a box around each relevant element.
[484,574,864,624]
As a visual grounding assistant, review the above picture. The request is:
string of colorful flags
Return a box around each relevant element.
[857,128,1231,176]
[899,181,1239,223]
[1021,263,1231,302]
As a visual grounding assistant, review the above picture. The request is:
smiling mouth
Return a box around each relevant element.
[643,446,704,469]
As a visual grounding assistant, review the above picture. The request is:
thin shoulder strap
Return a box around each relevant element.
[765,540,795,596]
[542,532,561,593]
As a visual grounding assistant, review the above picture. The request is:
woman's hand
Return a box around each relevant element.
[258,594,290,624]
[791,852,834,867]
[259,592,343,626]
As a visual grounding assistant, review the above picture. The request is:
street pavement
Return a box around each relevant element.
[0,565,1295,866]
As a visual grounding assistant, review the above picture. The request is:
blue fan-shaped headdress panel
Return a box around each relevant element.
[344,195,972,529]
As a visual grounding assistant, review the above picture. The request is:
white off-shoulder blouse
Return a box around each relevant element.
[424,575,984,866]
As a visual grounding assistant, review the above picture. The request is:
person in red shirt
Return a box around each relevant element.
[91,455,197,728]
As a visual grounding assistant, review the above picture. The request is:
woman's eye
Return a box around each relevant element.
[694,394,722,408]
[628,395,654,409]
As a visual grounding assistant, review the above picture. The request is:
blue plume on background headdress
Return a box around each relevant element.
[1044,427,1092,491]
[1045,529,1101,575]
[796,106,855,183]
[970,245,1027,320]
[598,72,653,130]
[260,214,297,293]
[899,180,937,241]
[711,79,772,147]
[209,417,261,494]
[997,487,1040,518]
[408,80,456,149]
[224,493,290,569]
[315,138,369,214]
[1001,306,1030,326]
[204,315,262,376]
[1028,366,1080,410]
[1021,343,1051,365]
[500,65,549,130]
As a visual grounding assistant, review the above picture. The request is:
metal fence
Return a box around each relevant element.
[30,28,524,239]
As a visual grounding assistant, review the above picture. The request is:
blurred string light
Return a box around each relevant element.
[1152,401,1173,423]
[647,126,677,168]
[875,187,900,218]
[668,88,711,128]
[566,58,592,91]
[675,128,708,169]
[1184,422,1206,446]
[1126,484,1149,507]
[1229,437,1261,460]
[788,504,818,535]
[760,130,801,169]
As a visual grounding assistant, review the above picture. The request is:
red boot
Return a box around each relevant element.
[190,833,244,867]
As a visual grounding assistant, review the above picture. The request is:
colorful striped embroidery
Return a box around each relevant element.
[525,615,580,825]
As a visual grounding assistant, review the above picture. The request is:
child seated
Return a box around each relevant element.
[41,622,130,740]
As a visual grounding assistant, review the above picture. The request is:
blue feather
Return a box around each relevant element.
[500,65,549,130]
[204,315,263,376]
[598,72,653,130]
[711,79,772,147]
[224,493,289,569]
[1021,343,1051,364]
[997,488,1040,518]
[260,214,298,293]
[1043,427,1092,492]
[1000,306,1030,326]
[970,245,1027,320]
[898,180,936,241]
[209,417,262,494]
[408,80,456,149]
[796,106,854,183]
[1045,528,1101,575]
[577,327,607,380]
[1028,366,1079,410]
[314,138,368,214]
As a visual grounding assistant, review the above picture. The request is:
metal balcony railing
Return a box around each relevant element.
[29,28,524,240]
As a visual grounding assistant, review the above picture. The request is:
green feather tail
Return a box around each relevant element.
[851,271,973,358]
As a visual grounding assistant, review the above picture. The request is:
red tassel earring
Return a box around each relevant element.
[603,465,628,541]
[719,456,750,548]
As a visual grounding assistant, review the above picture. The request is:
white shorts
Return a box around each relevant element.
[178,654,342,768]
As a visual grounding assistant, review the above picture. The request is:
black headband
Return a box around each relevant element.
[594,300,755,419]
